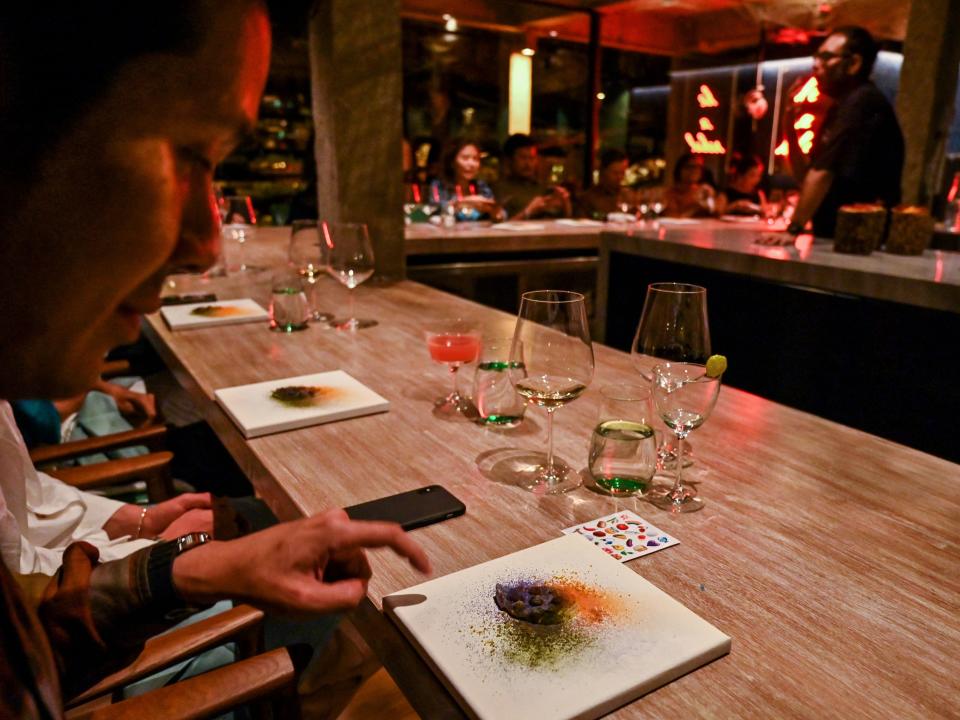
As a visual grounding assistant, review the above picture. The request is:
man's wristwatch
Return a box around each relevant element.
[786,221,805,235]
[146,531,211,618]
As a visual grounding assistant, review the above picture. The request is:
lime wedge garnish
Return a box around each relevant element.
[705,355,727,378]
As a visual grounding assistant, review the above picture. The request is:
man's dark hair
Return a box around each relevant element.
[831,25,879,80]
[503,133,537,159]
[599,148,627,170]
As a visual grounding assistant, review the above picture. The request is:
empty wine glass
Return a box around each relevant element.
[648,362,721,513]
[289,220,333,322]
[510,290,594,494]
[221,196,258,272]
[425,319,481,417]
[323,221,377,331]
[631,282,711,467]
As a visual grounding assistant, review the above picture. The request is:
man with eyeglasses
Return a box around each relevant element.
[784,26,903,239]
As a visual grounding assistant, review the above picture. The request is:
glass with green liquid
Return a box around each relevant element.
[472,339,526,428]
[588,384,657,496]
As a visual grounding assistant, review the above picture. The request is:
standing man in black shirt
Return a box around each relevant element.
[785,26,904,238]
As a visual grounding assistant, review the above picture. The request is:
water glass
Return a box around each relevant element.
[221,196,258,272]
[588,384,657,496]
[472,339,526,428]
[269,271,309,332]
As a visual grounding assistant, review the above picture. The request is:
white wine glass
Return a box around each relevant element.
[510,290,594,494]
[649,362,721,513]
[221,195,258,272]
[323,221,377,331]
[631,282,710,467]
[289,220,333,322]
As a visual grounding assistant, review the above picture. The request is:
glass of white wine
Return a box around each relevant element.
[649,362,721,513]
[323,221,377,331]
[509,290,594,494]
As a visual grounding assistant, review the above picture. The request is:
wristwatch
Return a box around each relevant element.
[786,220,805,235]
[146,531,212,618]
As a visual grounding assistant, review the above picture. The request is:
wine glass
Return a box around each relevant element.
[631,282,711,467]
[648,362,721,513]
[221,196,258,272]
[510,290,594,494]
[424,319,481,417]
[323,221,377,331]
[289,220,333,322]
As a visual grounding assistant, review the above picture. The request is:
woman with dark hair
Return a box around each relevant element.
[428,138,504,222]
[717,153,766,216]
[663,153,716,217]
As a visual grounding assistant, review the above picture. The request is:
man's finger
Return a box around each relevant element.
[179,492,213,509]
[317,519,432,575]
[299,578,369,613]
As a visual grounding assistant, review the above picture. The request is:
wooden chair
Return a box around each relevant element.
[65,604,305,720]
[30,425,176,502]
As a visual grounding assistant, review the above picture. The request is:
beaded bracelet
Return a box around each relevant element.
[136,507,148,539]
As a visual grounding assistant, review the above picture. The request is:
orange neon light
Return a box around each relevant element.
[774,140,790,157]
[684,131,726,154]
[793,77,820,104]
[793,113,815,130]
[698,116,715,131]
[697,84,720,108]
[798,130,815,154]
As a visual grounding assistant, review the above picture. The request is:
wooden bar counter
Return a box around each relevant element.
[145,229,960,719]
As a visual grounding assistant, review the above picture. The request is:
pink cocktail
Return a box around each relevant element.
[428,334,481,364]
[425,322,481,417]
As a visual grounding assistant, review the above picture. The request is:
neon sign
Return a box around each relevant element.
[684,131,726,154]
[686,83,726,154]
[697,84,719,108]
[793,77,820,104]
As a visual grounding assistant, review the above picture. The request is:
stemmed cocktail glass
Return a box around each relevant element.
[323,221,377,331]
[631,282,711,467]
[649,362,721,513]
[289,220,333,322]
[425,320,481,417]
[510,290,594,494]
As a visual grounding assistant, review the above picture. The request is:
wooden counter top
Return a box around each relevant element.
[404,219,603,255]
[146,236,960,718]
[602,219,960,313]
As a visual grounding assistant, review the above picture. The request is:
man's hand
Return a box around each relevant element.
[95,380,157,426]
[171,509,432,616]
[143,493,212,538]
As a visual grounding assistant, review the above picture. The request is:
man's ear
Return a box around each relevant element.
[847,53,863,78]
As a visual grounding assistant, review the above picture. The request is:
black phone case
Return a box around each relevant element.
[344,485,466,530]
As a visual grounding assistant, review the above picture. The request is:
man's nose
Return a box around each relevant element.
[171,182,221,274]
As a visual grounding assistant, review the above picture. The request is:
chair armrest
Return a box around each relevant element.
[47,451,173,491]
[31,425,168,465]
[68,605,265,707]
[83,647,299,720]
[101,359,133,378]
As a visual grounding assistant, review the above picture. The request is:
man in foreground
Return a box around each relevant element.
[0,1,430,715]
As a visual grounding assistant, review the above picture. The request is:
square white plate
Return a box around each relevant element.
[214,370,389,438]
[160,298,268,330]
[386,534,730,720]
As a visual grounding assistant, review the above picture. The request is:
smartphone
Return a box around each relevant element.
[344,485,465,530]
[161,293,218,306]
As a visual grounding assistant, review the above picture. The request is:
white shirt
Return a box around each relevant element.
[0,400,154,575]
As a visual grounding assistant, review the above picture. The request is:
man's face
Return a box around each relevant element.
[511,146,539,181]
[601,160,628,192]
[813,34,858,97]
[0,3,271,399]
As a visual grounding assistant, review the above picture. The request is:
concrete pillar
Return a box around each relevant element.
[308,0,405,280]
[895,0,960,206]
